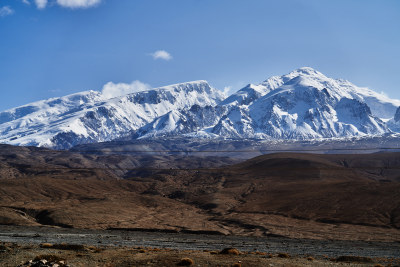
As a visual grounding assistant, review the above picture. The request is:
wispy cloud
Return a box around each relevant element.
[380,91,388,98]
[223,86,236,96]
[33,0,101,9]
[34,0,48,9]
[22,0,31,5]
[48,88,62,93]
[0,6,14,17]
[151,50,173,61]
[56,0,101,9]
[101,80,151,99]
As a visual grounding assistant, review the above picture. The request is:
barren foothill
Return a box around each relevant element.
[0,144,400,265]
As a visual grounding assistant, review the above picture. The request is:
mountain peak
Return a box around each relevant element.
[288,67,325,78]
[296,66,318,72]
[159,80,209,89]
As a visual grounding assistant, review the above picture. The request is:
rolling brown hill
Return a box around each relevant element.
[0,144,399,241]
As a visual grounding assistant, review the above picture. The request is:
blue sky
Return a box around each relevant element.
[0,0,399,111]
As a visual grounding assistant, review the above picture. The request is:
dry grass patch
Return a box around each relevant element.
[177,257,194,266]
[86,245,103,253]
[219,248,240,255]
[52,243,86,251]
[336,255,374,263]
[39,243,53,248]
[277,252,291,258]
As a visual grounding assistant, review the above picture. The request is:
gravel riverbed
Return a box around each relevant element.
[0,225,399,258]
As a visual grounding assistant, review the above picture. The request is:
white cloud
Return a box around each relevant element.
[380,91,388,98]
[35,0,48,9]
[223,86,236,96]
[0,6,14,17]
[151,50,172,61]
[22,0,31,5]
[33,0,100,9]
[101,80,151,99]
[56,0,101,8]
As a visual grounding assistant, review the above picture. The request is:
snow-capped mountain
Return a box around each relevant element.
[1,67,399,149]
[223,67,400,119]
[222,69,389,139]
[136,67,397,140]
[0,81,225,148]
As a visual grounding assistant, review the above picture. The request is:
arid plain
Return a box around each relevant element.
[0,144,400,266]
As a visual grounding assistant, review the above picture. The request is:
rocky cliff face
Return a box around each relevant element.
[387,106,400,133]
[395,107,400,122]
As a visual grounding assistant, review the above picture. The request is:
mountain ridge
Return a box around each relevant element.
[0,80,224,148]
[1,67,399,149]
